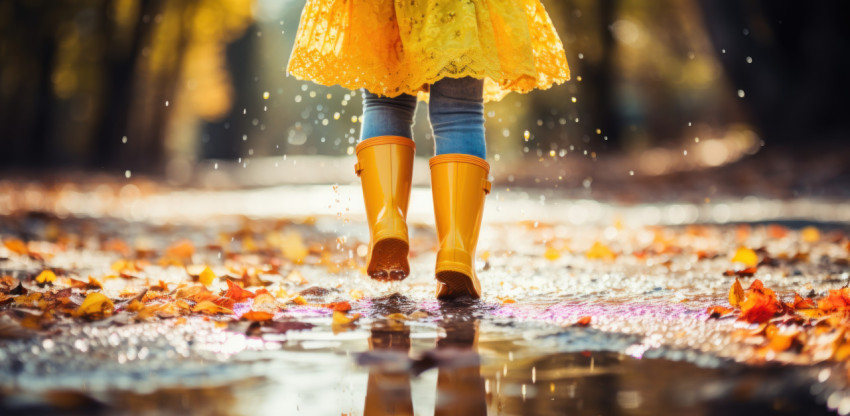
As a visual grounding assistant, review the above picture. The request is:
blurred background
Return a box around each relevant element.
[1,0,849,196]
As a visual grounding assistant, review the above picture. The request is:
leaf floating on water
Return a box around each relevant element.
[75,293,114,320]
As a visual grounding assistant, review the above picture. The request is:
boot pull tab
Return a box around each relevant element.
[354,162,363,177]
[483,180,492,195]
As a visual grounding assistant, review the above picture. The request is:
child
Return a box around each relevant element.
[288,1,570,299]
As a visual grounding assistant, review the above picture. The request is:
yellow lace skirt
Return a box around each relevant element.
[287,0,570,102]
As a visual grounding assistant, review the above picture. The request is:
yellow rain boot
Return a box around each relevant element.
[430,154,491,299]
[355,136,415,280]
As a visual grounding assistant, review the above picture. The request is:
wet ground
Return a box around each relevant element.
[0,181,849,415]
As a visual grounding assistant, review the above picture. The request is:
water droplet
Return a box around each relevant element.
[595,128,601,135]
[214,162,219,170]
[523,130,531,141]
[242,134,248,141]
[121,136,128,144]
[629,170,634,176]
[333,112,340,120]
[737,89,746,98]
[124,170,131,178]
[351,116,358,123]
[746,56,753,64]
[571,97,577,103]
[263,91,270,99]
[164,100,169,107]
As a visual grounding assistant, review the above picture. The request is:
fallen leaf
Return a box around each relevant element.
[223,279,255,302]
[192,300,233,315]
[729,278,745,308]
[75,293,114,320]
[801,226,820,243]
[165,239,195,261]
[575,316,592,326]
[332,311,361,325]
[707,305,734,318]
[731,247,758,267]
[199,267,217,286]
[242,311,274,321]
[586,242,616,261]
[3,239,28,255]
[35,270,57,285]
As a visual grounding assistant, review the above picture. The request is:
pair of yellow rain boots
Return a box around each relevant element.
[355,136,490,299]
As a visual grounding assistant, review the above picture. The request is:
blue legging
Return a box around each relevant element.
[359,77,486,159]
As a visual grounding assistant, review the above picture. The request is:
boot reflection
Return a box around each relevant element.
[364,320,414,416]
[434,306,487,416]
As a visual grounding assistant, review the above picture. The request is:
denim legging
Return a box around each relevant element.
[359,77,486,159]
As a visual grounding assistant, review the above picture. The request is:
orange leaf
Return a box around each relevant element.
[575,316,592,326]
[740,290,779,324]
[707,305,734,318]
[729,278,745,308]
[192,300,233,315]
[3,239,28,255]
[322,301,351,312]
[165,239,195,261]
[332,311,361,325]
[242,311,274,321]
[224,279,255,302]
[792,293,815,310]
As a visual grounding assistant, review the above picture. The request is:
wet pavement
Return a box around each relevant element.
[0,182,849,415]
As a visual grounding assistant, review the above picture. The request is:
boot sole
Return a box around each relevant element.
[368,238,410,281]
[436,270,480,299]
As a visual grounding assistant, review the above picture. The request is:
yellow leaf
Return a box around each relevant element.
[199,266,216,286]
[333,311,361,325]
[281,233,308,263]
[386,313,408,321]
[292,295,307,305]
[349,289,364,301]
[801,226,820,243]
[75,293,114,319]
[544,247,561,261]
[586,242,616,261]
[35,270,56,284]
[731,247,758,267]
[729,278,745,308]
[192,300,233,315]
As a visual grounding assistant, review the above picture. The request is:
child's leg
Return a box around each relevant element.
[428,77,486,159]
[427,77,490,299]
[360,90,417,141]
[356,90,417,280]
